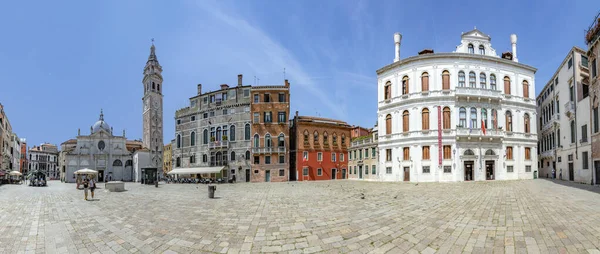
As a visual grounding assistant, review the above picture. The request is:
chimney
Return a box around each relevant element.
[295,111,299,117]
[197,84,202,95]
[394,32,402,63]
[284,79,289,87]
[220,84,229,90]
[238,74,243,86]
[510,34,518,63]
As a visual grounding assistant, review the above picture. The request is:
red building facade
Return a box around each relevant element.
[290,112,351,181]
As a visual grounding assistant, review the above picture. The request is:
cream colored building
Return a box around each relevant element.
[348,126,379,180]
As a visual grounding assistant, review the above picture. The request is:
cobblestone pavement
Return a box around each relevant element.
[1,179,600,254]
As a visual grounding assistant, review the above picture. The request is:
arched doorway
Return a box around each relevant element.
[463,149,475,181]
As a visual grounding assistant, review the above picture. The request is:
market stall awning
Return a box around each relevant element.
[167,167,224,175]
[74,168,98,175]
[9,171,22,176]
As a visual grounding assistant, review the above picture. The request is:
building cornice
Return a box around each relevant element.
[376,53,537,76]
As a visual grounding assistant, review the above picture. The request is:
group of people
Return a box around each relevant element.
[30,178,46,186]
[81,178,96,200]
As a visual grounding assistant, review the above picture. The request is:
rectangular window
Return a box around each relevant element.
[203,97,208,104]
[568,154,573,161]
[443,166,451,173]
[264,112,272,123]
[372,165,376,175]
[222,109,228,115]
[583,151,589,169]
[279,93,286,102]
[279,155,285,164]
[279,169,285,176]
[525,147,531,160]
[317,152,322,161]
[403,147,410,160]
[422,166,430,173]
[422,146,430,160]
[191,116,196,121]
[582,56,589,68]
[254,156,259,164]
[506,147,513,160]
[340,153,344,162]
[253,113,260,123]
[265,156,271,164]
[443,145,451,159]
[595,107,599,133]
[364,149,369,158]
[526,166,531,172]
[570,85,575,101]
[264,94,271,103]
[331,153,336,162]
[210,111,215,117]
[593,59,597,78]
[386,167,392,174]
[349,151,352,160]
[386,149,392,161]
[303,151,308,161]
[571,121,576,143]
[359,150,363,160]
[244,89,250,97]
[568,58,573,69]
[303,167,308,176]
[372,148,376,157]
[177,119,181,125]
[203,113,208,119]
[278,112,286,123]
[317,168,322,176]
[507,166,514,173]
[582,125,588,143]
[253,94,259,103]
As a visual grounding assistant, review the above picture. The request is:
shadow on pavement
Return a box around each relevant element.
[539,178,600,194]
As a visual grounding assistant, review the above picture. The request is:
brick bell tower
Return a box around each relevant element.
[142,40,164,173]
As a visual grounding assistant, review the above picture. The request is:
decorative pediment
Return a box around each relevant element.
[462,28,491,40]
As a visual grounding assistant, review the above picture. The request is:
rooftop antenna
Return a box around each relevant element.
[151,38,154,45]
[283,67,286,80]
[254,76,256,86]
[257,77,260,85]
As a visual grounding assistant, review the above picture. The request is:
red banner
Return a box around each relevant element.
[438,106,442,166]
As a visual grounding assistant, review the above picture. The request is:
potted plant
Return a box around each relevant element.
[211,136,216,142]
[222,135,228,141]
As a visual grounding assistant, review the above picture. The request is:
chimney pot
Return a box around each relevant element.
[197,84,202,95]
[510,34,518,62]
[394,32,402,63]
[238,74,243,86]
[285,79,289,87]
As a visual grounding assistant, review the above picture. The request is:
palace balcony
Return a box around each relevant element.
[209,140,229,149]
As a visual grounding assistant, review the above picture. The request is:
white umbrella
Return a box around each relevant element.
[9,171,22,176]
[74,168,98,175]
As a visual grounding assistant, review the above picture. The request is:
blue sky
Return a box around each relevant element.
[0,0,598,148]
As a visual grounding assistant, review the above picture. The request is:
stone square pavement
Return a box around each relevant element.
[1,179,600,254]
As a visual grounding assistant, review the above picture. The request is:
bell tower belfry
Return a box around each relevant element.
[142,40,164,170]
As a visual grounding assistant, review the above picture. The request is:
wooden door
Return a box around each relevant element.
[403,167,410,181]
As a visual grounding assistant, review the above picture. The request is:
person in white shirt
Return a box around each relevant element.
[89,178,96,199]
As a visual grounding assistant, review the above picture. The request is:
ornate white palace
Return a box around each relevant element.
[376,29,538,182]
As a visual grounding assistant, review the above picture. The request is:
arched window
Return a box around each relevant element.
[152,82,155,90]
[202,154,207,163]
[176,157,181,167]
[490,74,497,90]
[190,131,196,146]
[313,131,319,143]
[402,76,409,94]
[492,109,498,129]
[304,130,309,142]
[245,151,250,160]
[386,114,392,135]
[245,124,250,140]
[469,72,476,88]
[421,72,429,92]
[594,96,599,133]
[402,110,409,132]
[485,149,495,155]
[229,125,236,141]
[254,134,260,147]
[479,45,485,55]
[470,108,477,128]
[504,76,511,95]
[464,149,475,155]
[506,111,513,132]
[157,84,160,92]
[216,127,222,141]
[265,134,272,147]
[190,155,195,164]
[459,107,466,127]
[458,71,465,87]
[342,134,346,145]
[422,108,429,130]
[524,113,530,133]
[442,70,450,90]
[203,129,208,144]
[443,107,451,129]
[278,134,285,147]
[176,134,181,148]
[468,44,474,54]
[384,81,391,100]
[481,109,488,128]
[112,160,122,166]
[557,129,561,147]
[323,132,328,144]
[332,133,337,144]
[231,151,236,161]
[522,80,529,98]
[480,73,487,89]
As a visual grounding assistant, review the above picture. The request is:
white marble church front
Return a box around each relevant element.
[64,110,137,183]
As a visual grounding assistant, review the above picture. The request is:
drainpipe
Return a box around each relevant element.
[573,50,579,168]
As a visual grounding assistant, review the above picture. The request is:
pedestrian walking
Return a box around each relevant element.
[89,178,96,199]
[83,178,89,200]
